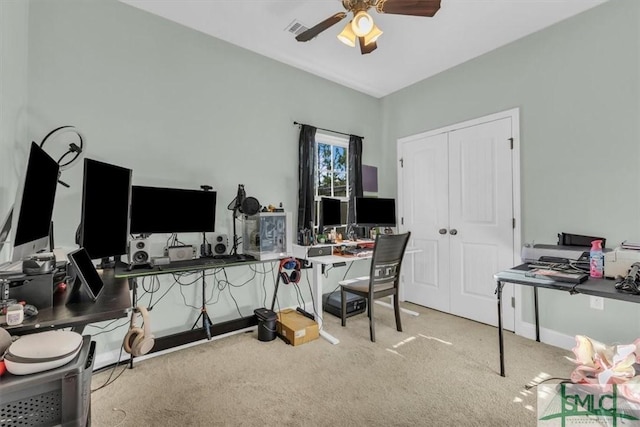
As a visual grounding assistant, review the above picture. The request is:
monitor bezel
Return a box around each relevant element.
[79,158,132,261]
[129,185,217,235]
[319,197,342,231]
[11,142,60,262]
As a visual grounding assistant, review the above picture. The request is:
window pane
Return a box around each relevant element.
[334,171,347,197]
[318,186,331,197]
[318,143,332,172]
[318,170,332,196]
[314,136,350,226]
[333,146,347,173]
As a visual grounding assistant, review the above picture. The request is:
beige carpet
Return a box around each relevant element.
[91,303,574,426]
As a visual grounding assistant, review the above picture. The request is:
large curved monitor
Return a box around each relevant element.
[79,158,132,262]
[130,186,216,235]
[11,142,60,261]
[354,197,397,228]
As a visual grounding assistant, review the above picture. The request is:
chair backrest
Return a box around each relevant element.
[368,232,411,295]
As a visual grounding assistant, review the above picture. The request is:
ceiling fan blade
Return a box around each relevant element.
[376,0,441,17]
[359,37,377,55]
[296,12,348,42]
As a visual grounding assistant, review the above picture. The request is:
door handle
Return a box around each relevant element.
[438,228,447,235]
[449,229,458,235]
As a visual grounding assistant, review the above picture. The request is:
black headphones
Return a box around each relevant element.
[279,257,301,284]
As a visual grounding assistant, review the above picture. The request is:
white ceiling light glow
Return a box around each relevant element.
[351,11,373,37]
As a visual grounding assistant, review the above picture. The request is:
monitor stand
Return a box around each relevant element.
[0,207,13,259]
[97,257,115,270]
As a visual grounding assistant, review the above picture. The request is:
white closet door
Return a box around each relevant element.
[400,132,450,312]
[398,109,519,332]
[448,117,515,328]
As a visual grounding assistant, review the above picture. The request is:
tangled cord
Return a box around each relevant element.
[615,262,640,295]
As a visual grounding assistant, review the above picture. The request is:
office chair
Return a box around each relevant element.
[338,232,411,342]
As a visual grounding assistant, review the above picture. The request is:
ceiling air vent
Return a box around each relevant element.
[285,20,308,37]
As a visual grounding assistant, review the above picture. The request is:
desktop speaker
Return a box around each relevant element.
[212,233,229,255]
[128,238,150,267]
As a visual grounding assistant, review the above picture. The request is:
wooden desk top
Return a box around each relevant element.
[3,268,131,335]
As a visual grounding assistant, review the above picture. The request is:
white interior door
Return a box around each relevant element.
[400,132,450,312]
[448,118,515,328]
[398,110,519,331]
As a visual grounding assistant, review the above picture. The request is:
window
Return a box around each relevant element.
[315,133,349,231]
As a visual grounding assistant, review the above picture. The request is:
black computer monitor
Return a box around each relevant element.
[79,158,132,263]
[11,142,60,262]
[354,197,397,227]
[130,186,216,234]
[319,197,342,231]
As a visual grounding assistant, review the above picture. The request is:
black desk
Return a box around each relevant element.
[494,265,640,377]
[1,270,129,426]
[113,257,264,354]
[4,268,131,335]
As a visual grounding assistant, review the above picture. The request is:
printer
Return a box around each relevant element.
[521,243,592,264]
[522,242,630,278]
[604,247,640,279]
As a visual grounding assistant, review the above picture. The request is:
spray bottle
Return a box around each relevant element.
[589,239,604,278]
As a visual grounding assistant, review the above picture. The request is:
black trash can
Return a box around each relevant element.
[254,308,277,342]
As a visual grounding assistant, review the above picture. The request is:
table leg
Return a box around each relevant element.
[496,280,505,377]
[128,277,137,369]
[312,263,339,345]
[534,287,540,342]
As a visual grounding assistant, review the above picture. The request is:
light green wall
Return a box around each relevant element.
[382,0,640,344]
[20,0,378,362]
[5,0,639,361]
[0,0,29,263]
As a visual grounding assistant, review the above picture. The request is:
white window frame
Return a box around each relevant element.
[314,132,349,228]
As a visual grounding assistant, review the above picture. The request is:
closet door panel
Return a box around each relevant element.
[449,118,514,327]
[400,133,450,312]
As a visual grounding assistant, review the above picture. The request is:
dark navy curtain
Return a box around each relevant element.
[297,125,317,232]
[347,134,363,226]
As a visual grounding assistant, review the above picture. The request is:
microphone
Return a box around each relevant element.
[235,184,246,212]
[227,184,246,211]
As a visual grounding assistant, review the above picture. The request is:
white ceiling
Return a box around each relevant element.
[120,0,608,98]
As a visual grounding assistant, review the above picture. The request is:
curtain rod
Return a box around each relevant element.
[293,121,364,140]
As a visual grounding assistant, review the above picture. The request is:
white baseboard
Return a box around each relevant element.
[515,321,576,351]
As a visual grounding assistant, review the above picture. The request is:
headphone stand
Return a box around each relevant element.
[231,208,240,256]
[269,273,282,312]
[191,271,213,340]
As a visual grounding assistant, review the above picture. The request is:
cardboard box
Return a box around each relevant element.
[277,309,319,346]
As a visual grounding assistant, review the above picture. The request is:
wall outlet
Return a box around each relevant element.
[590,296,604,310]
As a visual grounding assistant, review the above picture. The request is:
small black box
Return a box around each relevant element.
[307,246,333,257]
[323,291,367,319]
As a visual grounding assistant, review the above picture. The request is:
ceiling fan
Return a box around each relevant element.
[296,0,442,55]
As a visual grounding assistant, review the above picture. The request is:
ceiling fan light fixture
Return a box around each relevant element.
[351,10,373,37]
[364,23,383,45]
[337,21,356,47]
